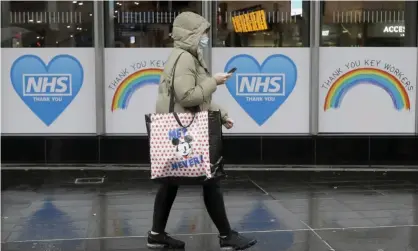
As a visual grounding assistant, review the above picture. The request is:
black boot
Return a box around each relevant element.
[147,231,185,249]
[219,230,257,250]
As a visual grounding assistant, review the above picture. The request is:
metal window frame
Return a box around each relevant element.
[202,0,213,73]
[310,0,320,135]
[93,1,106,136]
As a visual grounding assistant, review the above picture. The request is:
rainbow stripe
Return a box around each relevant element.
[111,68,163,111]
[324,68,410,111]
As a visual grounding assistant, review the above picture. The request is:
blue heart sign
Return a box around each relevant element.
[224,54,297,126]
[10,54,84,126]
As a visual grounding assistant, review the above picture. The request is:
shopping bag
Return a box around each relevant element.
[145,52,226,184]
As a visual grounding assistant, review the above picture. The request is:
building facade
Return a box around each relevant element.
[2,1,418,168]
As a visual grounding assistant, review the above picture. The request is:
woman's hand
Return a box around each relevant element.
[223,118,234,129]
[214,73,232,85]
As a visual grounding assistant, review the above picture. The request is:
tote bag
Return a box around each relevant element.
[145,52,226,184]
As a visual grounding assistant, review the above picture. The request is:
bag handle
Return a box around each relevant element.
[168,52,184,113]
[168,52,196,128]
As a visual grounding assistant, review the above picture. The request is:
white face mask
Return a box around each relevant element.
[199,35,209,48]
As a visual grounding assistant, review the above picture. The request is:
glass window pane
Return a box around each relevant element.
[104,1,202,48]
[1,1,94,48]
[212,1,310,47]
[320,1,417,47]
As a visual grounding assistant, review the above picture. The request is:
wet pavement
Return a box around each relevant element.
[1,170,418,251]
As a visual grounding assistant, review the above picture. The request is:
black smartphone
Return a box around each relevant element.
[227,67,237,74]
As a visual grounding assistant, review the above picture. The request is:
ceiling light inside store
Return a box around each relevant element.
[28,19,33,22]
[322,30,329,36]
[134,2,139,5]
[67,25,71,28]
[70,35,74,38]
[36,20,41,23]
[78,2,83,5]
[73,1,77,3]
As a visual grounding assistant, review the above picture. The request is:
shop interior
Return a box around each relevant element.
[1,1,416,48]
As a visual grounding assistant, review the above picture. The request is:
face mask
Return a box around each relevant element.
[199,35,209,48]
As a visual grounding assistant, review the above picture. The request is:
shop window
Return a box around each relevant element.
[320,1,417,47]
[1,1,94,48]
[104,1,202,48]
[212,1,310,47]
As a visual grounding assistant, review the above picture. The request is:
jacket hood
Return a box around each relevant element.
[172,12,210,55]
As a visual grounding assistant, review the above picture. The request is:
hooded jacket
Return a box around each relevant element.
[155,12,228,123]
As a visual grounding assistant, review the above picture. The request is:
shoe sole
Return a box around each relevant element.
[147,243,185,250]
[147,243,167,249]
[220,239,257,250]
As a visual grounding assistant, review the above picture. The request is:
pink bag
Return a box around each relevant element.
[145,53,225,184]
[148,112,212,179]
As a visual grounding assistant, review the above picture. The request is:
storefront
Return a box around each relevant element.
[2,1,418,167]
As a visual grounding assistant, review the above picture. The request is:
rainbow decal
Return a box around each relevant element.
[111,68,163,111]
[324,67,410,111]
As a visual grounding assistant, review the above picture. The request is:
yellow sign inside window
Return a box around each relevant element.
[231,10,268,33]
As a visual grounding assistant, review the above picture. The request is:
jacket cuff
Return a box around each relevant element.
[221,115,229,124]
[200,77,217,99]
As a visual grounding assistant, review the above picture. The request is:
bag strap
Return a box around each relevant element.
[169,52,185,113]
[168,52,196,128]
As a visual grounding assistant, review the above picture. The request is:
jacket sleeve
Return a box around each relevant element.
[173,53,217,108]
[209,102,229,124]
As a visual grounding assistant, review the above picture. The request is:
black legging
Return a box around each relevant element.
[151,181,232,236]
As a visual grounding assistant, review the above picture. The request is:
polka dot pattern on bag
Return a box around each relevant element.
[149,111,211,179]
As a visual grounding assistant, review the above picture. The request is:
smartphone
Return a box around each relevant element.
[227,67,237,74]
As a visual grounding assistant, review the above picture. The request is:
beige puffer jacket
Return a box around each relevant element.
[155,12,228,123]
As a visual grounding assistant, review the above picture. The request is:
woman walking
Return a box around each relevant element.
[147,11,257,251]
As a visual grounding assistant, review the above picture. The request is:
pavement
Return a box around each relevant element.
[1,170,418,251]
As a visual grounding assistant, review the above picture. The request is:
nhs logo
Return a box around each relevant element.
[236,73,285,101]
[224,54,297,126]
[23,74,72,99]
[10,54,84,126]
